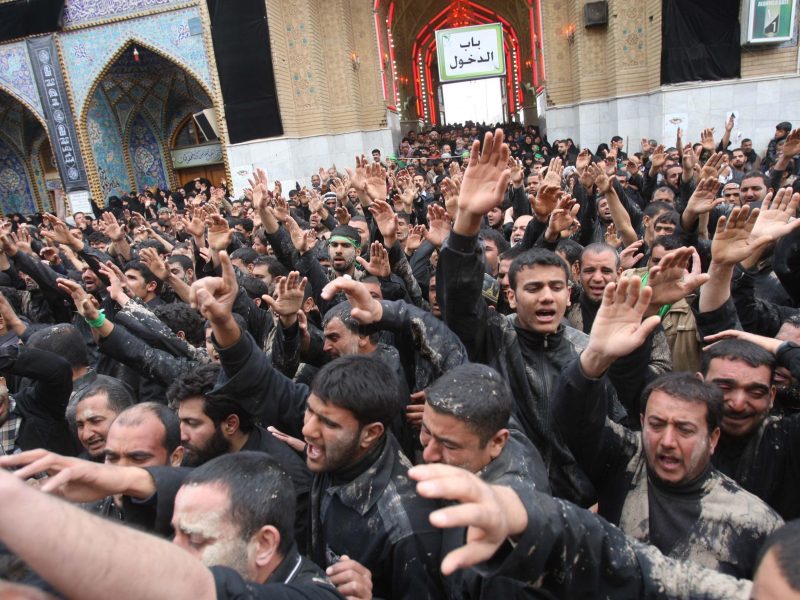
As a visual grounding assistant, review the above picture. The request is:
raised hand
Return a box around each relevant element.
[409,463,528,576]
[439,177,459,219]
[604,223,622,248]
[781,128,800,158]
[426,204,451,249]
[701,127,716,152]
[102,212,125,242]
[262,271,308,327]
[139,247,169,281]
[189,250,238,324]
[619,239,645,269]
[685,176,723,216]
[545,194,579,242]
[587,162,610,194]
[649,144,667,172]
[405,224,426,254]
[205,214,232,252]
[321,276,383,324]
[180,213,205,239]
[646,246,709,309]
[581,276,662,377]
[508,157,524,187]
[533,157,565,221]
[699,151,724,179]
[41,214,81,251]
[454,128,511,235]
[98,261,131,304]
[365,161,388,202]
[704,329,782,355]
[368,199,397,246]
[750,187,800,243]
[284,216,313,255]
[56,277,100,320]
[356,241,391,278]
[335,205,351,226]
[575,148,592,172]
[345,155,369,194]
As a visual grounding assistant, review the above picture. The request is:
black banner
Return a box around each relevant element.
[207,0,282,143]
[661,0,740,85]
[27,35,89,192]
[0,0,64,44]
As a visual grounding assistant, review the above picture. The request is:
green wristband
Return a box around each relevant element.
[86,310,106,328]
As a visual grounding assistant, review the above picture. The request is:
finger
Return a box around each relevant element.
[440,542,497,576]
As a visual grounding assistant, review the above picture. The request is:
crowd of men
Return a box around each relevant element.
[0,115,799,600]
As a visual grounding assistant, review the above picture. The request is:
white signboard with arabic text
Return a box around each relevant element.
[436,23,505,83]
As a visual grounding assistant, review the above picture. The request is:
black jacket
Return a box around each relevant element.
[3,346,74,455]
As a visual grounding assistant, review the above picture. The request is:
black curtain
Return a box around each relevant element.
[206,0,283,143]
[661,0,741,84]
[0,0,64,43]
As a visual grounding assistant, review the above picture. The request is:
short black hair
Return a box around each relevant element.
[742,170,769,188]
[230,247,259,266]
[641,372,724,433]
[167,254,193,272]
[509,248,569,290]
[651,234,684,252]
[68,374,135,423]
[654,210,679,228]
[27,323,89,369]
[756,520,800,591]
[114,402,181,455]
[322,301,376,342]
[135,239,167,256]
[124,260,162,294]
[643,201,673,219]
[653,185,676,200]
[88,231,111,245]
[700,339,775,376]
[167,363,254,433]
[480,228,510,254]
[426,363,512,445]
[240,276,269,301]
[499,244,528,262]
[310,355,403,427]
[183,452,295,555]
[152,303,205,347]
[252,255,288,277]
[555,239,584,266]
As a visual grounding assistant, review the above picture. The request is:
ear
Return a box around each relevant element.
[146,280,158,293]
[186,268,194,281]
[170,446,185,467]
[708,427,721,455]
[488,429,509,459]
[253,297,262,308]
[359,422,385,450]
[176,330,186,340]
[247,263,254,275]
[303,297,316,313]
[252,525,281,568]
[571,261,580,280]
[507,288,517,310]
[223,414,240,438]
[694,371,705,382]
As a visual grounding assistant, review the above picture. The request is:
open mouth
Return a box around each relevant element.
[535,309,557,323]
[306,443,323,461]
[658,454,680,469]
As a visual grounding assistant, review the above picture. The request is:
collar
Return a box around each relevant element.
[326,434,394,516]
[646,462,714,496]
[513,318,565,350]
[267,544,304,584]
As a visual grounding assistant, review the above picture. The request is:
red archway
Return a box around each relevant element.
[374,0,544,125]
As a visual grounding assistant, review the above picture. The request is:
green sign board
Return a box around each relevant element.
[742,0,797,44]
[436,23,505,83]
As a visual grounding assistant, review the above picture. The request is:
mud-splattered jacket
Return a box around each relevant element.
[554,357,783,578]
[470,487,753,599]
[310,433,446,600]
[438,231,639,506]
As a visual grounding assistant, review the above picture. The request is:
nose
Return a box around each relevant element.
[661,425,677,449]
[726,389,748,413]
[422,439,442,464]
[323,339,334,354]
[539,285,555,303]
[179,424,190,444]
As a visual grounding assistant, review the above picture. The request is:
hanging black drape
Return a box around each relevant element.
[0,0,64,43]
[661,0,741,84]
[206,0,283,143]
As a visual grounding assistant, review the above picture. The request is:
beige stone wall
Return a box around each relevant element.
[265,0,388,138]
[541,0,798,108]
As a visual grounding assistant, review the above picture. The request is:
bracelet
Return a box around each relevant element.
[85,310,106,328]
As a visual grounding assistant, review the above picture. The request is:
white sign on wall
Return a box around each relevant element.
[436,23,505,83]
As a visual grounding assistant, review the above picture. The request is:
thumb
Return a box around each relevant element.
[355,256,369,269]
[262,295,278,312]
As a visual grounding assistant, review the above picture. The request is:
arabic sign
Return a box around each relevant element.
[171,142,224,169]
[26,36,89,193]
[436,23,505,83]
[741,0,797,44]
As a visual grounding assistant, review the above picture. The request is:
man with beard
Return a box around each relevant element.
[166,363,311,548]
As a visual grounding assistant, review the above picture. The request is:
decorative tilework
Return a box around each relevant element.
[30,138,50,212]
[59,6,212,117]
[87,89,131,199]
[0,138,36,215]
[62,0,188,27]
[0,43,44,122]
[129,112,168,191]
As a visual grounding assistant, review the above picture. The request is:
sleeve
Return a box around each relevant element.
[472,489,753,600]
[0,346,72,421]
[122,466,192,536]
[116,301,200,360]
[386,242,424,308]
[693,297,742,338]
[731,266,790,337]
[552,358,639,486]
[98,323,196,388]
[213,328,309,439]
[510,184,531,218]
[437,232,491,364]
[9,252,72,321]
[777,342,800,382]
[210,566,344,600]
[266,226,300,272]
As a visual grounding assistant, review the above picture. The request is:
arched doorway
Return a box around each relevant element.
[0,87,54,215]
[82,42,222,204]
[170,114,226,190]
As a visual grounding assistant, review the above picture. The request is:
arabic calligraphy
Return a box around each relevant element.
[437,24,505,80]
[450,51,495,70]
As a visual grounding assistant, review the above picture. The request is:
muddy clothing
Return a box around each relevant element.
[310,433,446,600]
[211,545,343,600]
[731,264,796,337]
[554,358,783,577]
[442,431,550,599]
[471,488,752,599]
